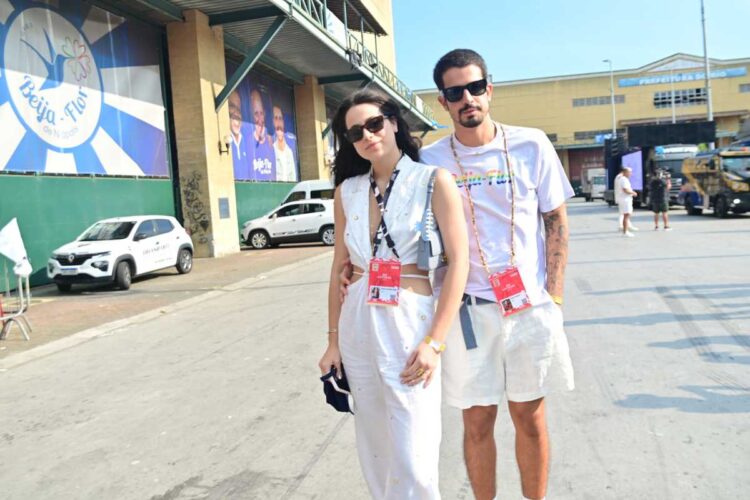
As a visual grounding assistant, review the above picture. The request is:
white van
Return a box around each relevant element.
[281,179,334,205]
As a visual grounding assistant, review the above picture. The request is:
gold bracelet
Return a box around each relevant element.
[550,295,563,305]
[424,336,446,354]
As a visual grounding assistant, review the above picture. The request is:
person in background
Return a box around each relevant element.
[649,169,672,230]
[614,166,638,237]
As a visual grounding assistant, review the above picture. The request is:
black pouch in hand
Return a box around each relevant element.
[320,365,355,414]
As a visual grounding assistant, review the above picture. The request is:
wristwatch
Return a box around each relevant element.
[424,336,446,354]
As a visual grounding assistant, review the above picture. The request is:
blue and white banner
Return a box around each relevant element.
[619,67,747,88]
[0,0,169,177]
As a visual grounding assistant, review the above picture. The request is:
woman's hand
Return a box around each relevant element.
[318,341,342,377]
[338,258,352,304]
[400,342,439,388]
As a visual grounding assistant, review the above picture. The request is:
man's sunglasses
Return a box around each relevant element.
[441,78,488,103]
[345,114,391,143]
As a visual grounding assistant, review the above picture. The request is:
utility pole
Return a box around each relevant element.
[670,68,676,124]
[701,0,715,148]
[603,59,616,137]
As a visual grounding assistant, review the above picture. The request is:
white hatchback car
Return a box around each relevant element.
[47,216,194,292]
[241,200,335,249]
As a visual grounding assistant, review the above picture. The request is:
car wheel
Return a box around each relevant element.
[176,248,193,274]
[56,283,72,293]
[714,196,729,218]
[249,230,269,249]
[320,226,335,246]
[685,197,703,216]
[115,261,132,290]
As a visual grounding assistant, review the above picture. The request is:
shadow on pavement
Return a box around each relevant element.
[582,283,750,300]
[565,310,750,328]
[616,385,750,413]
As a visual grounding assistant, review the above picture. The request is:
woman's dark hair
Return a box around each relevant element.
[331,89,421,187]
[432,49,488,90]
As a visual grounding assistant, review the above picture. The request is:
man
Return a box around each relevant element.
[419,49,575,500]
[228,90,251,179]
[249,89,276,180]
[614,166,637,237]
[272,104,297,182]
[649,169,672,230]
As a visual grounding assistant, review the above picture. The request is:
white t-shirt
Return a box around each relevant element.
[274,142,297,182]
[420,123,574,305]
[614,173,632,203]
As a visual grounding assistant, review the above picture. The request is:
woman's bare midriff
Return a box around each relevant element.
[351,264,432,296]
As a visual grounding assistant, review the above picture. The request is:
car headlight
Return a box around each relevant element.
[91,261,109,271]
[94,251,111,257]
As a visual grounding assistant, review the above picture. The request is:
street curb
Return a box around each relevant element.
[0,251,333,371]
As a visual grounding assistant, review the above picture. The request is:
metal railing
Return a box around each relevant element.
[288,0,435,124]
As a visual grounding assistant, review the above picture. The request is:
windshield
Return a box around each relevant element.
[722,156,750,176]
[654,159,685,176]
[79,222,136,241]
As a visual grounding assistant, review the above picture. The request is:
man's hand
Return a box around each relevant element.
[339,258,353,304]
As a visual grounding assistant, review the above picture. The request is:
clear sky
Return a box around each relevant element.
[392,0,750,90]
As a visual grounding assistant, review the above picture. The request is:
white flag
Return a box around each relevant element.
[0,218,32,277]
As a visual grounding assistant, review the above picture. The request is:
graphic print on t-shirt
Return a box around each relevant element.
[454,169,511,189]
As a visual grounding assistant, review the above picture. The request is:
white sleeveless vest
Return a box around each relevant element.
[340,155,437,270]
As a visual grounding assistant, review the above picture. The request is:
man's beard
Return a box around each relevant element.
[457,105,485,128]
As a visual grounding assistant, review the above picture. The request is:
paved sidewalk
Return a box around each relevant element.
[0,244,331,359]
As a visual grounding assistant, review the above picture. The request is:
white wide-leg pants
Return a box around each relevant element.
[338,279,442,500]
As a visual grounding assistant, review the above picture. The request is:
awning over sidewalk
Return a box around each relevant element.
[100,0,436,133]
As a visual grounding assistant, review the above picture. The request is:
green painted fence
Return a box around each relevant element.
[0,175,174,291]
[234,182,292,235]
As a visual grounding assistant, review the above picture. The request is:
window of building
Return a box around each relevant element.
[546,133,558,143]
[572,95,625,107]
[740,83,750,93]
[573,128,626,141]
[653,88,707,108]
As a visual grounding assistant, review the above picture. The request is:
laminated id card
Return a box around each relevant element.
[489,266,531,316]
[367,258,401,306]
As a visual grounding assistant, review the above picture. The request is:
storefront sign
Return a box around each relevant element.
[618,67,747,87]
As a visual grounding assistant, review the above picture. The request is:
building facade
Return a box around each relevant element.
[417,53,750,192]
[0,0,434,288]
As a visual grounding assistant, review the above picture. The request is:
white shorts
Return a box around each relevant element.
[442,297,575,408]
[618,198,633,214]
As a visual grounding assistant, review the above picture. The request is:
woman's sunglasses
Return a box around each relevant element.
[441,78,488,103]
[345,114,391,143]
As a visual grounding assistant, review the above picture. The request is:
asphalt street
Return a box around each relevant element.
[1,200,748,499]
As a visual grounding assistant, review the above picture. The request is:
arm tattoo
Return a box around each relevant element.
[542,207,569,296]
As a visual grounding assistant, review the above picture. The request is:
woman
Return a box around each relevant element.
[318,89,469,499]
